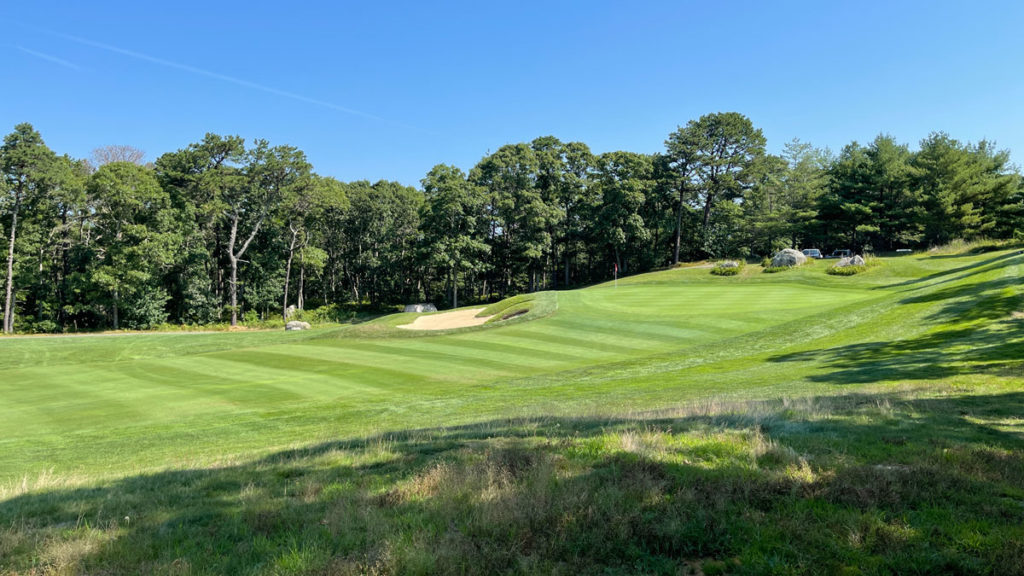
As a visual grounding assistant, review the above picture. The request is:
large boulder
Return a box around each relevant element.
[771,249,807,268]
[285,305,297,318]
[403,303,438,313]
[718,260,740,268]
[285,321,311,331]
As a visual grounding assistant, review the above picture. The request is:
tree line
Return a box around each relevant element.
[2,113,1022,333]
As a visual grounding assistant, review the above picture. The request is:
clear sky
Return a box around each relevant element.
[4,1,1024,186]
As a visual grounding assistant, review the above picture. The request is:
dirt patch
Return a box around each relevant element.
[397,308,493,331]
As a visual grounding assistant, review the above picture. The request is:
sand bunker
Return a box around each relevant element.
[397,308,492,331]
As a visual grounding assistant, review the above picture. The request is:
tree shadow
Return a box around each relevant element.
[3,392,1024,575]
[883,250,1022,288]
[774,254,1024,385]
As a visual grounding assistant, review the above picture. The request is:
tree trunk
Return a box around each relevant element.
[229,255,239,326]
[297,258,305,311]
[227,211,264,327]
[282,225,299,321]
[674,184,685,265]
[112,289,119,330]
[702,194,714,235]
[58,207,69,329]
[3,197,20,334]
[452,269,458,309]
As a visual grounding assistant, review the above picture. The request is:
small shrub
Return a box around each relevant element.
[762,265,794,273]
[827,256,880,276]
[22,319,59,334]
[710,261,744,276]
[827,265,867,276]
[710,267,740,276]
[292,304,361,324]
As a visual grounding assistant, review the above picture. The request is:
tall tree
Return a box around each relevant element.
[557,142,597,285]
[230,140,305,325]
[820,142,875,251]
[275,153,314,320]
[87,162,176,329]
[670,113,766,256]
[913,133,1018,245]
[663,128,699,264]
[472,144,558,293]
[342,181,421,306]
[92,145,146,167]
[865,134,917,249]
[421,164,489,308]
[1,124,56,333]
[592,151,653,274]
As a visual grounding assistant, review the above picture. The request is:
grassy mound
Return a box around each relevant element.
[1,246,1022,574]
[475,293,535,318]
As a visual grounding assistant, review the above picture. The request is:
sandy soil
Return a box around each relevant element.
[397,308,492,330]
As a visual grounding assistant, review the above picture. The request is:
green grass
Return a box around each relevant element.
[475,293,536,318]
[1,247,1022,574]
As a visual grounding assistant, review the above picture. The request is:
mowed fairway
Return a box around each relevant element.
[2,247,1024,575]
[0,265,876,480]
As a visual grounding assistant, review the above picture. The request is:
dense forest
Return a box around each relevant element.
[2,112,1022,333]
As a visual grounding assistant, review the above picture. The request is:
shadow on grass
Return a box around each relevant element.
[884,250,1021,288]
[2,392,1024,575]
[773,254,1024,384]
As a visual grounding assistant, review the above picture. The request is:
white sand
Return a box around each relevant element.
[397,308,493,330]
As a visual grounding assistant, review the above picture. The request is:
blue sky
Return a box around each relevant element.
[4,1,1024,186]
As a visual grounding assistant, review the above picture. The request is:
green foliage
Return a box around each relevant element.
[827,256,880,276]
[710,261,744,276]
[421,164,490,308]
[666,112,767,258]
[826,264,867,276]
[290,304,363,324]
[3,119,1024,334]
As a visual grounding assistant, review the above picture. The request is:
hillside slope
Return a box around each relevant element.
[1,247,1022,574]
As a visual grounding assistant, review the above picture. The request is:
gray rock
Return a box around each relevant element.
[403,303,438,313]
[285,305,297,318]
[835,255,866,268]
[718,260,740,268]
[771,249,807,267]
[285,321,311,331]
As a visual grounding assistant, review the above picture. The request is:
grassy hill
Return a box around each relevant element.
[1,245,1022,575]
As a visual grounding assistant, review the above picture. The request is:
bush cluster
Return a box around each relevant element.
[710,261,744,276]
[826,265,868,276]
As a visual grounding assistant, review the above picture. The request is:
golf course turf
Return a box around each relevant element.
[1,245,1022,574]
